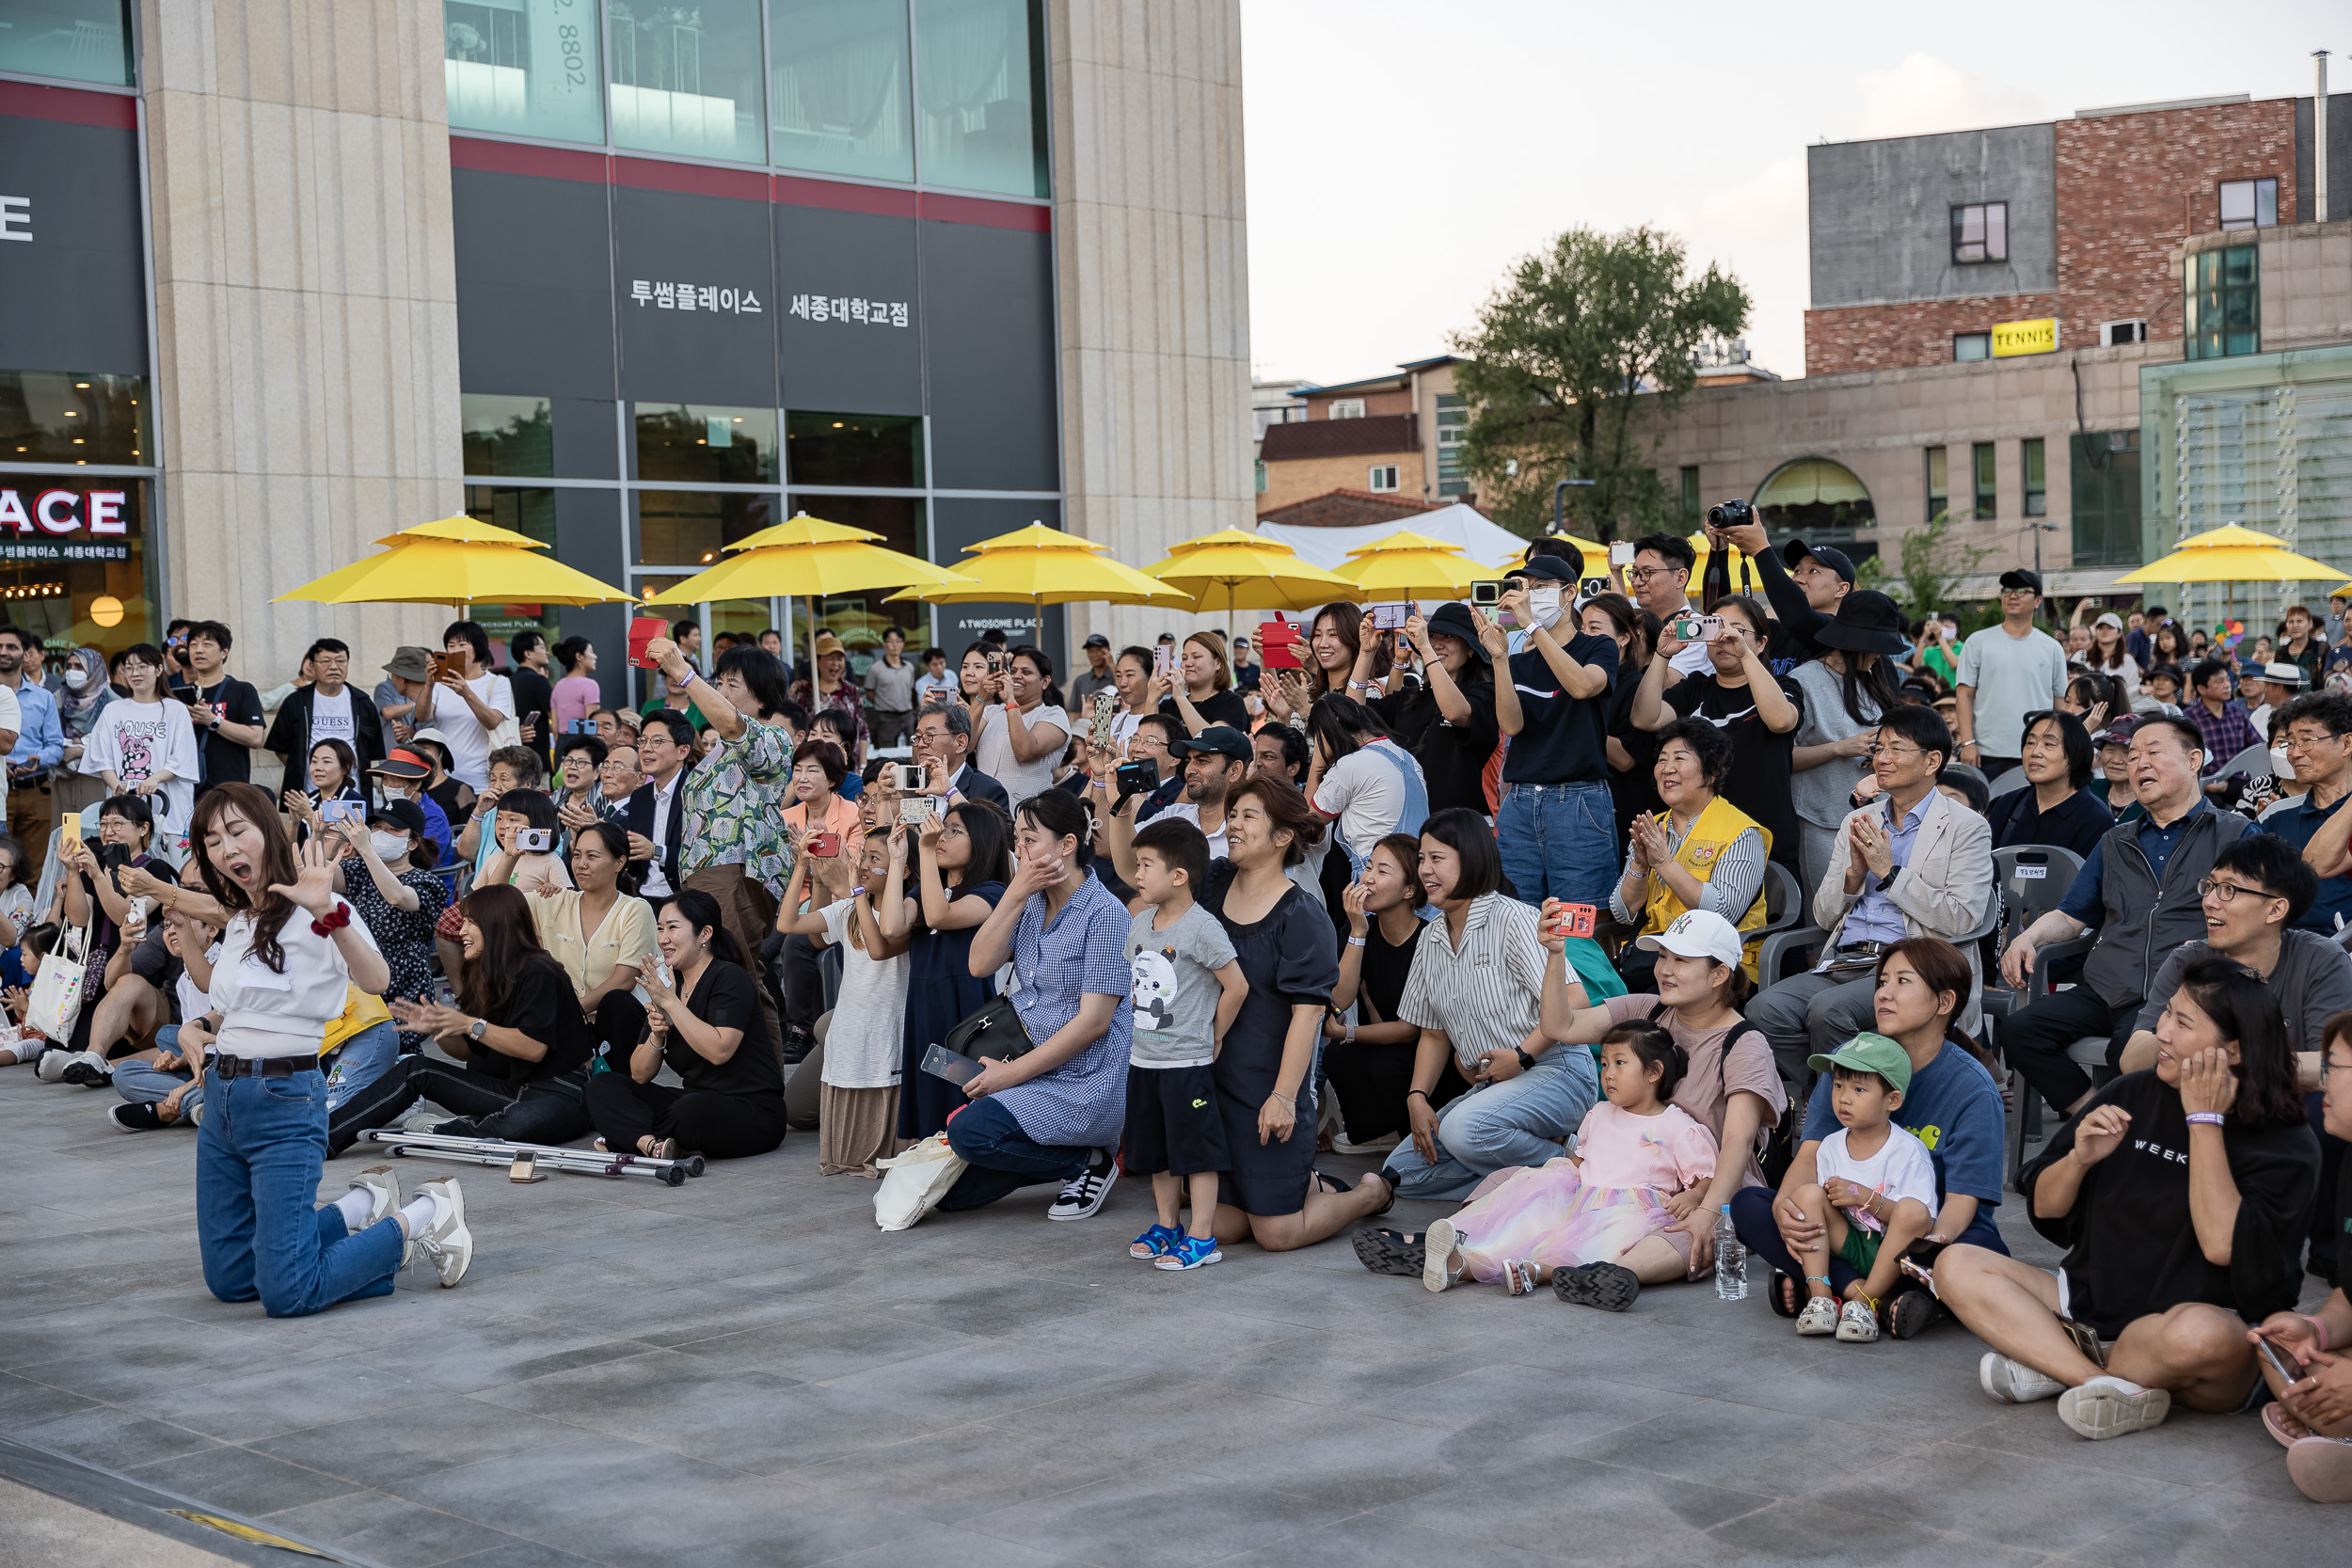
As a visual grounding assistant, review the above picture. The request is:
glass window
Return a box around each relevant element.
[633,489,780,567]
[1327,400,1364,419]
[788,492,928,654]
[2218,178,2278,231]
[0,478,153,654]
[1437,393,1470,497]
[1368,466,1398,493]
[0,0,133,87]
[444,0,607,145]
[785,410,923,487]
[1953,333,1990,362]
[2070,431,2140,568]
[1678,466,1700,526]
[2023,437,2045,517]
[1254,458,1267,495]
[609,0,766,164]
[635,404,779,483]
[460,486,564,660]
[1925,447,1947,523]
[1973,442,1996,520]
[461,394,553,477]
[2185,245,2260,359]
[0,371,147,466]
[914,0,1047,198]
[769,0,914,182]
[1950,202,2007,264]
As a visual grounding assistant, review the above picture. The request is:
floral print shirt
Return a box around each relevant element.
[681,716,797,898]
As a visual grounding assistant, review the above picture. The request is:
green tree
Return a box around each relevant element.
[1451,225,1750,542]
[1881,513,1996,623]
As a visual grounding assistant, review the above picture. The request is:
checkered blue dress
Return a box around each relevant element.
[991,869,1135,1149]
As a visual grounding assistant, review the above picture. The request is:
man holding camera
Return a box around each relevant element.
[1484,554,1621,906]
[910,701,1009,813]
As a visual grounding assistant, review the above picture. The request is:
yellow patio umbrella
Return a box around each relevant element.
[1330,529,1493,599]
[884,521,1191,638]
[275,518,632,607]
[1144,528,1359,615]
[1687,533,1765,597]
[2116,524,2347,585]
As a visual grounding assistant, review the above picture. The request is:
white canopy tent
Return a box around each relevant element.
[1251,502,1526,575]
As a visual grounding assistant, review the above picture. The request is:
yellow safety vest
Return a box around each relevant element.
[1640,795,1772,980]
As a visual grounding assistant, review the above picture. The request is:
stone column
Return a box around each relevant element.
[139,1,460,689]
[1047,0,1255,652]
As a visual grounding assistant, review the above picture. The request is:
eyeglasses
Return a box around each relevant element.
[1863,743,1926,760]
[2283,731,2344,752]
[1623,566,1677,583]
[2197,877,2275,904]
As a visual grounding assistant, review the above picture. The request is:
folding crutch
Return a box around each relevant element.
[360,1128,706,1186]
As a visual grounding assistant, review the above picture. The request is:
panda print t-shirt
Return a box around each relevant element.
[1124,902,1238,1069]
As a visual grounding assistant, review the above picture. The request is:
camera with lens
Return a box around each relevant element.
[1705,498,1753,531]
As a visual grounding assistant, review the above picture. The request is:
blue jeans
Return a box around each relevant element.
[114,1025,199,1117]
[937,1099,1090,1212]
[197,1067,403,1317]
[1380,1049,1599,1203]
[323,1022,398,1113]
[1496,780,1616,906]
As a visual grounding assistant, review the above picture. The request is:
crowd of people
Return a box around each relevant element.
[3,535,2349,1497]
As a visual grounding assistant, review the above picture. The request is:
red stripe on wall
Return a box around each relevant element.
[612,155,768,202]
[449,135,609,184]
[771,175,918,219]
[917,192,1052,232]
[0,80,138,131]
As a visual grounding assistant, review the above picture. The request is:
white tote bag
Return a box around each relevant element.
[872,1132,968,1231]
[27,920,91,1045]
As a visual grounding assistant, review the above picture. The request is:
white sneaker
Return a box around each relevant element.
[348,1166,400,1228]
[1979,1351,2066,1404]
[2058,1376,2170,1440]
[33,1048,68,1083]
[1331,1131,1403,1154]
[1835,1299,1880,1343]
[57,1050,112,1087]
[410,1178,473,1287]
[1423,1217,1466,1293]
[1045,1150,1118,1221]
[1795,1296,1840,1336]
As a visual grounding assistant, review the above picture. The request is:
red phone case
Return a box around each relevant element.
[628,616,667,668]
[808,832,841,857]
[1260,620,1303,671]
[1553,902,1597,940]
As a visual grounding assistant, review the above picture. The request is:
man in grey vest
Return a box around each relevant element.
[1996,715,2255,1119]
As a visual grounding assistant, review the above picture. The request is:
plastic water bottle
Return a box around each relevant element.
[1713,1204,1747,1301]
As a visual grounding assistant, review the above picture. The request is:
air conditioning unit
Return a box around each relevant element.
[2101,320,2148,347]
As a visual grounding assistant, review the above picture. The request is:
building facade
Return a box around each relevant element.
[1647,83,2352,619]
[1255,355,1468,514]
[0,0,1251,698]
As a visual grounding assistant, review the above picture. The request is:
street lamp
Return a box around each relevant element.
[1553,477,1596,535]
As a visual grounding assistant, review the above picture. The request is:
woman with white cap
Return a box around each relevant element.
[2088,610,2141,699]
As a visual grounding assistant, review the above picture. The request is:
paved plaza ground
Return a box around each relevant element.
[0,1071,2341,1568]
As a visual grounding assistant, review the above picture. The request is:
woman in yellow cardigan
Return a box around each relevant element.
[1608,719,1772,987]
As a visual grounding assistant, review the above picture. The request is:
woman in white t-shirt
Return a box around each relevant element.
[177,782,475,1314]
[81,641,200,842]
[1304,695,1429,877]
[411,622,514,791]
[972,644,1069,810]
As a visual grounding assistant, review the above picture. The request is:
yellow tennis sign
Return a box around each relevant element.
[1991,317,2058,357]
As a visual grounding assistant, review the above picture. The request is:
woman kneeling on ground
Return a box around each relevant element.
[1937,958,2319,1442]
[583,889,787,1160]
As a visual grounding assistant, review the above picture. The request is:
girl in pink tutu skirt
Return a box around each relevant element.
[1422,1022,1718,1309]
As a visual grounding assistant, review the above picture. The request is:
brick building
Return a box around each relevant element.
[1645,79,2352,622]
[1255,356,1470,512]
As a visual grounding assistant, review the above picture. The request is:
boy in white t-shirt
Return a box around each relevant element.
[1790,1033,1939,1344]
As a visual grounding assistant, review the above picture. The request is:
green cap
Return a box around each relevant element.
[1806,1032,1913,1095]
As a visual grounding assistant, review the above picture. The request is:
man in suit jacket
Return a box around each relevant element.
[912,701,1009,813]
[1746,705,1994,1080]
[263,637,387,774]
[618,710,694,903]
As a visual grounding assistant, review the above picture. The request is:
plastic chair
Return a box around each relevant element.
[1986,767,2029,799]
[1942,762,1989,793]
[1751,861,1820,987]
[2216,742,2271,781]
[1979,843,2090,1187]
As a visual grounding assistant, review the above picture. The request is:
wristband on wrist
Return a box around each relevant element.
[2307,1314,2332,1352]
[1406,1088,1429,1102]
[2185,1111,2227,1127]
[1346,933,1367,946]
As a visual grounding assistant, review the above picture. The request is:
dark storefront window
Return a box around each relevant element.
[2070,431,2141,569]
[0,478,153,656]
[0,0,133,87]
[1,371,147,465]
[2022,436,2045,517]
[1925,447,1947,523]
[785,410,924,487]
[769,0,914,182]
[634,404,779,483]
[461,394,553,477]
[788,491,927,665]
[461,485,564,661]
[913,0,1048,198]
[609,0,767,165]
[2185,245,2260,360]
[633,489,778,567]
[443,0,607,145]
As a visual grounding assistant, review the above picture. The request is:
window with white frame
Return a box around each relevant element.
[1367,465,1399,492]
[1327,399,1364,420]
[2218,179,2278,231]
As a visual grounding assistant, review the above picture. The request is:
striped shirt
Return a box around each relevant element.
[1608,820,1767,927]
[1395,892,1552,1074]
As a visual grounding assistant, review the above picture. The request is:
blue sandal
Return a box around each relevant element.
[1154,1234,1224,1272]
[1128,1223,1181,1260]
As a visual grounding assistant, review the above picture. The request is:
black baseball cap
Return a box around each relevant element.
[1781,538,1857,585]
[1082,633,1110,648]
[1516,555,1579,583]
[1168,724,1252,763]
[1999,567,2043,594]
[1425,602,1492,663]
[368,798,427,836]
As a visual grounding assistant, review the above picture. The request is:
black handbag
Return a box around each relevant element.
[945,991,1034,1063]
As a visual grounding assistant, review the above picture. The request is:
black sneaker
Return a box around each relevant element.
[1046,1149,1118,1221]
[59,1051,112,1087]
[1552,1260,1642,1312]
[1888,1287,1940,1341]
[780,1026,815,1067]
[108,1101,164,1132]
[1351,1227,1425,1278]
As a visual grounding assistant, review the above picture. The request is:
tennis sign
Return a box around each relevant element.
[1991,318,2058,357]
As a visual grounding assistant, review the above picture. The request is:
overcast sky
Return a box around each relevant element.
[1240,2,2346,386]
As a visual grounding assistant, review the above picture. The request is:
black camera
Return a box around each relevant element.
[1706,498,1753,530]
[1114,758,1158,798]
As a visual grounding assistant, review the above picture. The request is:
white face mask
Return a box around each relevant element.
[370,832,410,862]
[2269,746,2294,782]
[63,669,87,689]
[1525,585,1565,626]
